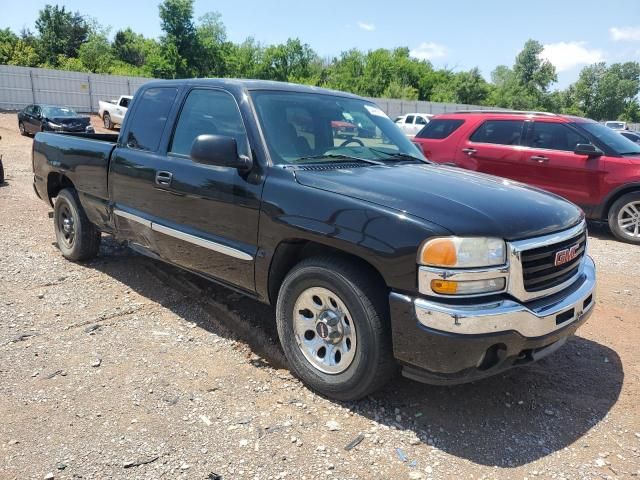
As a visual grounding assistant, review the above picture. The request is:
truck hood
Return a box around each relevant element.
[293,163,583,241]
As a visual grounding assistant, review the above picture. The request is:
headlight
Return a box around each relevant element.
[47,121,63,131]
[419,237,506,268]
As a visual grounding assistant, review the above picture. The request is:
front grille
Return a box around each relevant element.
[521,231,586,292]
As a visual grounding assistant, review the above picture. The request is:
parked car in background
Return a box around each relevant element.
[99,95,132,130]
[331,119,358,138]
[605,121,627,131]
[32,79,595,400]
[620,130,640,144]
[394,113,432,137]
[412,110,640,244]
[18,105,94,136]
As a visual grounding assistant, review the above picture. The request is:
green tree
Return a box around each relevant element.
[432,68,490,105]
[112,28,147,67]
[35,4,89,65]
[513,40,557,94]
[158,0,199,77]
[382,80,419,100]
[225,37,264,78]
[323,49,367,95]
[0,28,18,64]
[572,61,640,120]
[78,31,113,73]
[8,40,40,66]
[196,12,228,77]
[257,38,319,82]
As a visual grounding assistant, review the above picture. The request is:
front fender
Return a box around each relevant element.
[255,168,450,299]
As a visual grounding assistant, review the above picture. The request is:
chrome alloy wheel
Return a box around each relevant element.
[617,201,640,238]
[292,287,357,374]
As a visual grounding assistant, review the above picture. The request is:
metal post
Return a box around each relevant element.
[87,75,94,113]
[127,79,131,95]
[29,70,36,103]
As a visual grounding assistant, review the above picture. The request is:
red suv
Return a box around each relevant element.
[412,111,640,244]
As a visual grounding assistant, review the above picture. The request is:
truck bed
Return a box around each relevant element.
[33,132,119,228]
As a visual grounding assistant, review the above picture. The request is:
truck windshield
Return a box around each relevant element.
[250,91,425,165]
[577,122,640,155]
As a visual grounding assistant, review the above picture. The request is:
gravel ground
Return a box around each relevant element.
[0,112,639,480]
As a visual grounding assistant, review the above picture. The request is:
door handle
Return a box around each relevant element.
[155,171,173,186]
[530,155,549,163]
[462,148,477,156]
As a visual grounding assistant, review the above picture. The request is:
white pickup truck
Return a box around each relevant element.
[98,95,132,130]
[394,113,433,137]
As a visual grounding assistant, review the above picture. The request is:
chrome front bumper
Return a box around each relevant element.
[414,256,596,338]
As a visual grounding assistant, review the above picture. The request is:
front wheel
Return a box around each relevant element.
[276,256,395,401]
[608,192,640,245]
[19,121,27,136]
[54,188,101,261]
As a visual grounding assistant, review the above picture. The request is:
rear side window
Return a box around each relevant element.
[170,89,249,157]
[126,87,178,151]
[415,116,428,125]
[470,120,524,145]
[527,122,588,151]
[416,119,465,139]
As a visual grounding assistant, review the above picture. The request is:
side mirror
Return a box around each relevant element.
[190,134,252,171]
[574,143,603,157]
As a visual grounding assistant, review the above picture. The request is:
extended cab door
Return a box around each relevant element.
[455,119,527,180]
[109,86,262,292]
[522,120,600,207]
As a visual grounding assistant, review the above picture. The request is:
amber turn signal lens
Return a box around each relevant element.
[431,279,459,294]
[420,238,457,267]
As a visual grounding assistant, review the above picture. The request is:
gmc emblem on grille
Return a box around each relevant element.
[554,244,579,267]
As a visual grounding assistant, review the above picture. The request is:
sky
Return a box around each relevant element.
[1,0,639,89]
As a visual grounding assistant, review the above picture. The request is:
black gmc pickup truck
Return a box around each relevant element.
[32,79,596,400]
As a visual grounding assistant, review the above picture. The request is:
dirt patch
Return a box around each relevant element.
[0,112,638,479]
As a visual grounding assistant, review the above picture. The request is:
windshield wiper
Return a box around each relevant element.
[293,154,385,166]
[620,151,640,156]
[366,148,429,163]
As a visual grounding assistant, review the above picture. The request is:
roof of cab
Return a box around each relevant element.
[139,78,365,100]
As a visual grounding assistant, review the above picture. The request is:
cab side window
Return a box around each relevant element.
[170,89,249,157]
[126,87,178,151]
[470,120,524,145]
[528,122,588,152]
[405,115,415,124]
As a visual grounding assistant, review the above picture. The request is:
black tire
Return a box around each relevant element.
[608,191,640,245]
[276,256,395,401]
[0,158,4,184]
[103,113,113,130]
[53,188,101,261]
[18,121,27,136]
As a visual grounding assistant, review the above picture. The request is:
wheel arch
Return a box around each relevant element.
[599,183,640,220]
[267,239,388,306]
[47,172,75,207]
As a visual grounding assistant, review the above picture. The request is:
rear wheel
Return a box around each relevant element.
[0,157,4,184]
[276,256,395,401]
[608,192,640,245]
[103,113,113,130]
[54,188,101,261]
